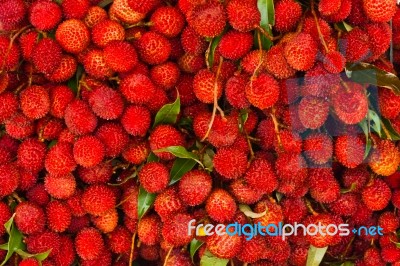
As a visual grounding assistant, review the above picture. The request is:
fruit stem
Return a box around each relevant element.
[201,58,225,142]
[310,0,329,53]
[252,31,264,80]
[13,82,27,95]
[305,199,318,215]
[11,192,23,203]
[270,106,282,151]
[125,21,153,29]
[128,232,136,266]
[255,25,280,41]
[340,236,355,261]
[380,120,392,141]
[205,41,213,69]
[163,247,173,266]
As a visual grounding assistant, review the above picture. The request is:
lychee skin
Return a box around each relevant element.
[45,142,77,176]
[91,19,125,48]
[81,184,116,216]
[138,214,162,246]
[151,6,185,38]
[121,105,151,137]
[363,0,396,22]
[154,187,185,221]
[193,69,223,104]
[32,38,62,75]
[64,100,98,136]
[17,138,47,174]
[29,0,62,31]
[161,213,194,246]
[96,123,130,158]
[136,31,171,65]
[82,49,114,79]
[245,73,280,110]
[206,189,237,223]
[73,135,105,168]
[213,147,248,180]
[103,41,138,73]
[46,200,72,233]
[0,163,19,198]
[187,1,226,38]
[75,227,105,261]
[88,85,124,120]
[206,226,243,259]
[218,30,253,60]
[20,85,50,120]
[244,158,278,194]
[298,96,329,129]
[46,54,78,83]
[119,73,156,105]
[44,173,77,200]
[107,226,132,254]
[0,92,18,123]
[15,202,46,235]
[275,0,303,32]
[334,135,365,169]
[226,0,260,32]
[178,170,212,206]
[369,140,400,176]
[362,178,391,211]
[284,33,318,71]
[55,19,91,54]
[149,125,185,161]
[138,162,170,193]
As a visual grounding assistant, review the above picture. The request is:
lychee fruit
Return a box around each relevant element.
[138,162,170,193]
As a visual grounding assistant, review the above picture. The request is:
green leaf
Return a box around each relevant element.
[189,239,204,262]
[0,244,7,251]
[381,117,400,140]
[345,62,400,95]
[153,94,181,128]
[147,152,159,163]
[208,34,223,68]
[169,158,197,185]
[368,109,381,136]
[340,262,355,266]
[47,140,57,148]
[239,109,249,132]
[336,21,353,32]
[200,250,229,266]
[137,186,156,220]
[358,118,372,159]
[67,64,84,94]
[275,192,283,202]
[155,146,204,167]
[256,0,275,50]
[306,245,328,266]
[203,149,215,172]
[98,0,113,8]
[15,249,51,262]
[239,204,267,218]
[1,214,26,266]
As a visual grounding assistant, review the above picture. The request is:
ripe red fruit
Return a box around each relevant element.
[96,123,129,158]
[127,0,159,14]
[0,202,11,236]
[303,133,333,165]
[363,0,396,22]
[265,45,296,79]
[304,214,343,247]
[193,69,223,104]
[178,170,212,206]
[322,51,346,73]
[26,231,61,257]
[319,0,341,16]
[136,31,171,65]
[121,105,151,137]
[335,135,365,169]
[206,189,236,223]
[151,6,185,38]
[15,202,46,235]
[206,226,243,259]
[52,235,76,266]
[229,179,264,204]
[0,163,19,198]
[362,178,391,211]
[88,86,124,120]
[154,187,185,221]
[225,74,250,108]
[328,193,359,217]
[298,96,329,129]
[138,214,162,245]
[64,100,98,135]
[121,186,139,220]
[324,0,352,23]
[0,0,26,25]
[55,19,91,54]
[82,49,114,79]
[46,54,78,82]
[103,41,138,73]
[161,213,194,246]
[17,138,46,173]
[378,88,400,119]
[73,135,105,168]
[275,0,302,32]
[369,140,400,176]
[45,142,76,176]
[245,73,280,110]
[213,147,248,179]
[49,85,74,119]
[309,168,341,203]
[75,227,105,260]
[112,0,146,24]
[82,184,117,216]
[332,82,368,125]
[29,0,62,31]
[4,112,35,140]
[365,22,392,59]
[149,125,185,160]
[284,33,318,71]
[46,200,72,233]
[244,158,278,193]
[92,209,118,233]
[150,62,180,90]
[120,73,156,104]
[122,139,150,165]
[61,0,90,19]
[19,258,40,266]
[340,28,370,62]
[378,212,399,234]
[20,85,50,120]
[180,26,208,55]
[281,197,308,224]
[0,92,18,123]
[139,162,170,193]
[226,0,260,32]
[187,1,226,38]
[26,184,50,207]
[84,6,107,28]
[44,173,77,199]
[32,38,62,75]
[218,30,253,60]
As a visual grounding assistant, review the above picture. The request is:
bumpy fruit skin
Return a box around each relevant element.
[120,73,156,104]
[46,55,78,82]
[193,69,223,104]
[49,85,75,119]
[229,179,264,204]
[45,142,76,176]
[121,105,151,137]
[108,226,132,254]
[340,28,370,62]
[64,100,98,136]
[0,36,20,70]
[332,82,368,124]
[363,0,396,22]
[82,49,114,79]
[178,170,212,206]
[138,214,162,245]
[206,226,243,259]
[225,74,251,108]
[32,38,62,75]
[161,213,194,246]
[19,258,40,266]
[44,174,77,199]
[81,184,116,216]
[139,162,170,193]
[322,51,346,73]
[245,73,280,110]
[151,6,185,38]
[218,30,253,60]
[15,202,46,235]
[56,19,90,54]
[0,0,26,25]
[103,41,138,73]
[319,0,341,16]
[75,227,105,260]
[0,92,18,123]
[303,133,333,164]
[265,45,296,79]
[275,0,302,32]
[0,163,19,198]
[20,86,50,120]
[88,86,124,120]
[335,135,365,169]
[17,138,46,173]
[73,135,105,168]
[304,214,342,247]
[365,22,392,59]
[46,200,72,233]
[213,147,248,179]
[206,189,236,223]
[0,202,11,236]
[284,33,318,71]
[378,212,399,234]
[26,231,61,258]
[96,123,129,158]
[154,187,185,221]
[149,125,185,160]
[136,31,171,65]
[122,139,150,165]
[378,88,400,119]
[244,158,278,193]
[362,179,391,211]
[92,208,118,233]
[309,168,340,203]
[298,96,329,129]
[187,1,226,38]
[180,26,208,55]
[225,0,259,32]
[369,140,400,176]
[29,0,62,31]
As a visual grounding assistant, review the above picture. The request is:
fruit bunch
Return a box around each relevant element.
[0,0,399,265]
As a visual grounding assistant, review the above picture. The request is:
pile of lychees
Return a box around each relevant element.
[0,0,400,265]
